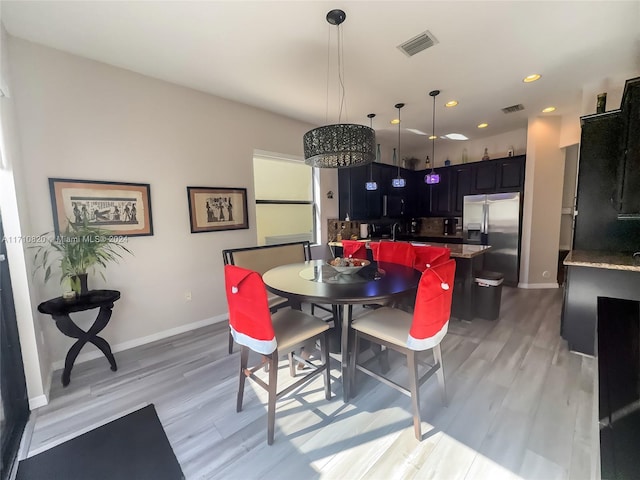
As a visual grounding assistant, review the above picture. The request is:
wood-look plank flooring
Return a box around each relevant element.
[21,287,598,480]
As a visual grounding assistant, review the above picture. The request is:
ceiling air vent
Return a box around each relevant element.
[502,104,525,114]
[398,30,439,57]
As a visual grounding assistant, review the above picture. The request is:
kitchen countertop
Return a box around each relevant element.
[563,250,640,272]
[328,240,492,259]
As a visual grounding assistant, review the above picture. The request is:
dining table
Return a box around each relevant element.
[262,259,422,401]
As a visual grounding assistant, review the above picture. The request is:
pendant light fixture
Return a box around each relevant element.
[365,113,378,190]
[392,103,406,188]
[425,90,441,185]
[303,9,376,168]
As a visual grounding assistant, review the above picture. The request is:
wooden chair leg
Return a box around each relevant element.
[321,332,331,400]
[228,330,234,354]
[407,350,422,440]
[267,352,278,445]
[433,344,447,405]
[288,351,296,378]
[237,346,249,412]
[349,331,360,398]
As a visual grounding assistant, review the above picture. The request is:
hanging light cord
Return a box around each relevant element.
[325,24,331,125]
[431,93,436,172]
[337,24,347,122]
[397,104,402,177]
[369,114,375,181]
[429,90,439,174]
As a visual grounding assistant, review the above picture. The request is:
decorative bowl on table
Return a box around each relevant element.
[327,257,370,274]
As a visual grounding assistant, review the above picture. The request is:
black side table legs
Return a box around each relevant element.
[52,305,118,386]
[38,290,121,387]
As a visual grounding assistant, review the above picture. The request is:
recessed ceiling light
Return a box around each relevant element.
[443,133,469,140]
[542,106,556,113]
[477,123,488,129]
[428,135,437,140]
[445,100,458,107]
[523,74,541,83]
[390,118,400,125]
[407,128,427,135]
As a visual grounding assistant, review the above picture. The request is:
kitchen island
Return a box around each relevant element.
[329,240,492,320]
[562,250,640,355]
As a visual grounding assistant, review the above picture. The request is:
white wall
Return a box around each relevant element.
[7,37,324,374]
[0,27,50,408]
[519,116,565,288]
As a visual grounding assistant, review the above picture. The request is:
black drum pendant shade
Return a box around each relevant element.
[303,124,376,168]
[303,9,376,168]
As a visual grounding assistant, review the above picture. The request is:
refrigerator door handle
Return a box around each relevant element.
[482,203,488,234]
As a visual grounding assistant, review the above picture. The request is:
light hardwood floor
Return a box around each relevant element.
[21,287,597,480]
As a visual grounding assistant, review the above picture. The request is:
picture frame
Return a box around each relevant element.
[49,178,154,237]
[187,186,249,233]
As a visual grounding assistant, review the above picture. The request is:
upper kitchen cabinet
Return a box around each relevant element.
[573,76,640,251]
[428,168,452,216]
[338,162,414,220]
[471,155,526,193]
[451,164,473,216]
[338,163,381,220]
[615,77,640,218]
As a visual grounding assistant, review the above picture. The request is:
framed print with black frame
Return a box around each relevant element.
[49,178,153,237]
[187,186,249,233]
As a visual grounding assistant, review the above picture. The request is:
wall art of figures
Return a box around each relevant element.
[187,186,248,233]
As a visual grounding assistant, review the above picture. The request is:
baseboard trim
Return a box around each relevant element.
[51,314,227,371]
[517,282,559,289]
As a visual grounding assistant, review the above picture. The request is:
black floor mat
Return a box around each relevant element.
[16,404,184,480]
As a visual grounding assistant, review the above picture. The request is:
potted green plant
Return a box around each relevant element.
[32,220,132,296]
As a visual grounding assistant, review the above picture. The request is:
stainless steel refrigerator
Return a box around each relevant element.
[463,192,521,286]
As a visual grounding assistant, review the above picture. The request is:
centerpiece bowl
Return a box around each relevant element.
[327,258,370,274]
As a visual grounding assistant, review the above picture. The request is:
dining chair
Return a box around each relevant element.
[375,241,415,267]
[348,259,456,440]
[412,245,451,272]
[224,264,331,445]
[340,239,368,260]
[222,241,333,354]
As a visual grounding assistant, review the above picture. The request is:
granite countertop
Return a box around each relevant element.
[328,240,492,259]
[564,250,640,272]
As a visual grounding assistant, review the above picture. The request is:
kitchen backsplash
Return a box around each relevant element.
[327,217,462,240]
[327,219,362,241]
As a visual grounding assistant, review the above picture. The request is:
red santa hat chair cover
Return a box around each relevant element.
[340,239,368,260]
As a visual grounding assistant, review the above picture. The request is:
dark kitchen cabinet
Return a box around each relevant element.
[497,156,526,190]
[473,160,499,192]
[338,164,381,220]
[339,155,525,220]
[428,168,452,216]
[615,77,640,217]
[573,82,640,252]
[451,165,473,216]
[471,155,525,194]
[339,162,413,220]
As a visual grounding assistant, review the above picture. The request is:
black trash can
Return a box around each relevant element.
[474,271,504,320]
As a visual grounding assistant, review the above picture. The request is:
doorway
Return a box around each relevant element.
[1,214,30,479]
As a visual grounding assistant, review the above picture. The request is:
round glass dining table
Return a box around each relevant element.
[263,259,421,401]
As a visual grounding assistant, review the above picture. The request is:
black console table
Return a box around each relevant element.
[38,290,120,386]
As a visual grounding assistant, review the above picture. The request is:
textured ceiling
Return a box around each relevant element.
[2,1,639,157]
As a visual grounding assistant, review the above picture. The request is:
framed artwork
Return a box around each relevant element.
[49,178,154,237]
[187,186,249,233]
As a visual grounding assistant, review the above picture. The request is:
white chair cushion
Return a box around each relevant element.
[272,309,330,354]
[351,307,412,348]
